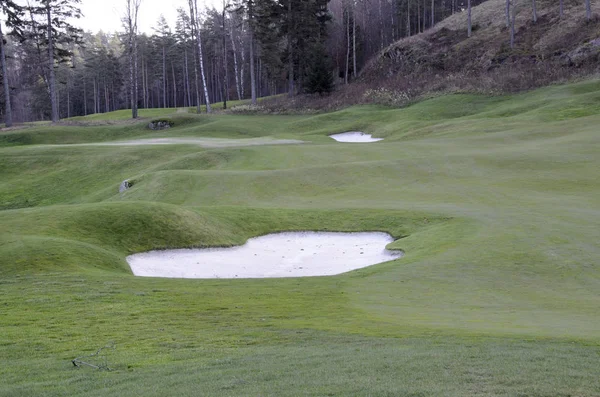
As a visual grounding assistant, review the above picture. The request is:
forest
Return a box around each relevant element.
[0,0,493,123]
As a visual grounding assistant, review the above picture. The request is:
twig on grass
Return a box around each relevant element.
[72,343,115,371]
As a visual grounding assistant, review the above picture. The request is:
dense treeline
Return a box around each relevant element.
[1,0,592,122]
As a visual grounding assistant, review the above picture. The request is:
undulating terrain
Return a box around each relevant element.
[1,80,599,396]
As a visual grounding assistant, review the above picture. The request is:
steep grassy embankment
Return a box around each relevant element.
[0,79,599,396]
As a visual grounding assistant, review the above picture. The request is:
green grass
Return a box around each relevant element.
[1,79,600,396]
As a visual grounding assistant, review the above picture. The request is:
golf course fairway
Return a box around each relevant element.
[1,80,599,396]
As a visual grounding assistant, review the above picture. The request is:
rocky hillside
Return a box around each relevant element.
[361,0,600,94]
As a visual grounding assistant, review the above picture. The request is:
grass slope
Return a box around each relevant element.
[1,79,599,396]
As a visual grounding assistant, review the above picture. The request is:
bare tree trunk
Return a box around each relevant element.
[184,49,192,106]
[134,39,139,113]
[532,0,537,22]
[240,29,246,99]
[249,32,257,105]
[67,75,70,118]
[257,56,261,97]
[213,56,218,102]
[190,0,211,112]
[510,0,516,49]
[468,0,472,37]
[125,0,140,119]
[353,1,357,78]
[182,56,187,107]
[559,0,563,17]
[162,46,167,108]
[104,81,109,113]
[230,27,242,100]
[407,0,411,36]
[192,40,201,112]
[0,23,13,127]
[345,5,350,84]
[141,58,146,109]
[112,82,117,111]
[378,0,384,48]
[418,0,421,33]
[222,0,228,108]
[46,3,59,123]
[93,78,97,114]
[83,76,87,115]
[144,61,149,109]
[287,0,294,97]
[172,62,177,107]
[506,0,511,27]
[586,0,591,20]
[129,44,136,116]
[431,0,435,27]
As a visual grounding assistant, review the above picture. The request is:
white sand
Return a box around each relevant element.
[46,137,303,149]
[330,132,383,143]
[127,231,402,279]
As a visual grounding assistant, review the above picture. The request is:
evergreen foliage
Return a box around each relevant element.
[304,44,334,95]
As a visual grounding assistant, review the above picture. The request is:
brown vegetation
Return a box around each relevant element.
[263,0,600,112]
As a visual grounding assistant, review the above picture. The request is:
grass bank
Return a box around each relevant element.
[1,79,599,396]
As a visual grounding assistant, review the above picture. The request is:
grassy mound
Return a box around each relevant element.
[1,79,599,396]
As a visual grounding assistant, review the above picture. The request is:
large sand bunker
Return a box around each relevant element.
[127,232,402,279]
[330,132,383,143]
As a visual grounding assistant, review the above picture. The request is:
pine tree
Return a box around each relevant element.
[0,0,24,127]
[153,15,172,108]
[304,44,333,95]
[28,0,83,123]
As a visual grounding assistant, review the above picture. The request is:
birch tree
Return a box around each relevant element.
[188,0,211,112]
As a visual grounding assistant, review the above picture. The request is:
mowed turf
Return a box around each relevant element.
[1,80,599,396]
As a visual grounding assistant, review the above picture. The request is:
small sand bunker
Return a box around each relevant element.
[330,132,383,143]
[127,232,402,279]
[47,137,303,149]
[92,137,303,147]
